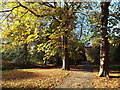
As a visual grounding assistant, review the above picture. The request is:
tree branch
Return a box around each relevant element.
[40,2,56,8]
[20,11,28,18]
[17,2,42,17]
[0,5,20,23]
[52,16,61,24]
[1,12,11,23]
[0,2,59,21]
[54,2,57,7]
[0,5,20,13]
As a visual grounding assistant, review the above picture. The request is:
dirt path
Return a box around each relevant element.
[56,63,94,88]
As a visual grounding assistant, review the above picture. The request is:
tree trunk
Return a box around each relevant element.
[61,31,70,70]
[43,60,47,65]
[23,43,28,66]
[61,3,70,70]
[99,2,110,77]
[82,46,87,61]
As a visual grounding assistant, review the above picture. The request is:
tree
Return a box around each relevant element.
[1,2,45,64]
[85,1,119,77]
[98,2,111,77]
[0,2,81,70]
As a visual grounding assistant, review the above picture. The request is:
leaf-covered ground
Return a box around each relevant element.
[2,63,120,88]
[91,71,120,88]
[2,69,71,88]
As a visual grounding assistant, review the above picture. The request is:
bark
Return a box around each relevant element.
[23,43,28,65]
[61,31,70,70]
[79,23,83,39]
[43,60,47,65]
[82,47,87,61]
[99,2,110,77]
[61,3,70,70]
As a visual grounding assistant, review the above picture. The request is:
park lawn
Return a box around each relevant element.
[92,71,120,88]
[2,69,71,88]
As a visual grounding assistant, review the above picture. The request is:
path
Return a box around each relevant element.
[56,63,94,88]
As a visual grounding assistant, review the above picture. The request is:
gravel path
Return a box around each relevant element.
[56,63,94,88]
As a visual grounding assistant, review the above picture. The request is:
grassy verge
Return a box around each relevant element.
[2,68,71,88]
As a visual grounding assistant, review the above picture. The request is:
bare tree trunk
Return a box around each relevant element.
[82,46,87,61]
[23,43,28,67]
[43,60,47,65]
[62,31,70,70]
[61,3,70,70]
[99,2,110,77]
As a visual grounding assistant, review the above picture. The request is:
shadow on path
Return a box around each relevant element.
[70,62,94,72]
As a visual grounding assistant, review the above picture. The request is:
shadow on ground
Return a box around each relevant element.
[2,70,47,81]
[70,63,94,72]
[109,76,120,78]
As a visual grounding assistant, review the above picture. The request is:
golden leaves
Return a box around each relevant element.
[92,72,120,88]
[2,69,71,88]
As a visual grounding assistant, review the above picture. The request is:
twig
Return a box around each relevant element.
[20,11,28,18]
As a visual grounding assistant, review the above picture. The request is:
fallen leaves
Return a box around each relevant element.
[2,69,71,88]
[91,71,120,88]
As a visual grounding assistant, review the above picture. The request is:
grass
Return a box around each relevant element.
[2,68,71,88]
